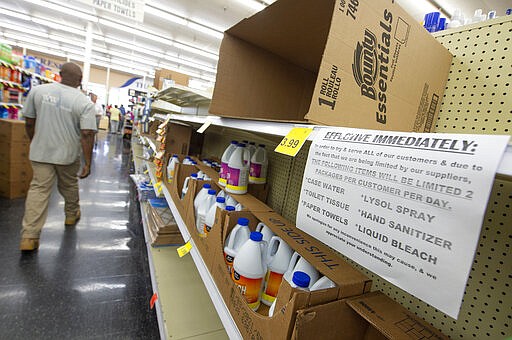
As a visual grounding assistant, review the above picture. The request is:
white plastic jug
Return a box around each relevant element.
[232,231,267,311]
[235,203,244,211]
[269,271,310,317]
[283,252,319,289]
[219,140,238,187]
[261,236,293,306]
[255,222,275,245]
[204,196,226,234]
[183,156,194,165]
[310,276,336,291]
[248,142,257,159]
[196,189,217,237]
[249,144,268,184]
[225,194,238,207]
[181,173,198,199]
[193,183,211,215]
[166,154,180,183]
[224,217,251,274]
[226,143,250,194]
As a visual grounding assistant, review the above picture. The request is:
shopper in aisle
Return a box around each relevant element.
[19,62,97,251]
[89,93,103,129]
[109,104,121,134]
[118,104,126,134]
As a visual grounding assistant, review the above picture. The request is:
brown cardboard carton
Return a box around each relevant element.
[0,161,32,182]
[0,177,30,199]
[165,122,192,156]
[210,0,452,132]
[0,119,29,142]
[0,141,30,163]
[153,69,190,89]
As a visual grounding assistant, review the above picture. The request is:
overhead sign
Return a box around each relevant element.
[296,127,509,318]
[77,0,146,23]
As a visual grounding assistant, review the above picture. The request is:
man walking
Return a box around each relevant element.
[20,62,96,251]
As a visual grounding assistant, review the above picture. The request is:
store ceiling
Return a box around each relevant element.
[0,0,509,90]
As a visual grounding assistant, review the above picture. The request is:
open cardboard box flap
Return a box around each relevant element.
[346,292,448,340]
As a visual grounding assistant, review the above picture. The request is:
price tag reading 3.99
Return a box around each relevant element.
[274,127,313,157]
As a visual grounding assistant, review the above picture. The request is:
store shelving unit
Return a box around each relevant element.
[151,84,211,116]
[0,103,23,108]
[145,17,511,340]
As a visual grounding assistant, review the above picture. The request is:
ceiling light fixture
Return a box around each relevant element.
[20,0,98,22]
[235,0,266,12]
[187,22,224,39]
[0,9,31,22]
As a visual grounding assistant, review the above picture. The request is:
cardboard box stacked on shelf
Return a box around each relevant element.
[0,119,32,199]
[166,157,448,339]
[210,0,453,132]
[144,200,184,246]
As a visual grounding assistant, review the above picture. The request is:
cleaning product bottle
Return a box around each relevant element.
[196,189,217,237]
[219,141,238,187]
[269,271,310,317]
[225,194,238,207]
[225,205,236,212]
[224,217,251,274]
[235,203,244,211]
[183,156,193,165]
[248,142,257,159]
[255,222,275,245]
[181,173,198,199]
[310,276,336,291]
[261,236,293,306]
[283,252,319,288]
[232,231,267,311]
[204,196,226,234]
[193,183,211,215]
[249,144,268,184]
[166,154,180,183]
[226,143,250,194]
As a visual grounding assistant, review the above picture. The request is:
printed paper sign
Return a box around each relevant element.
[76,0,146,23]
[296,127,509,318]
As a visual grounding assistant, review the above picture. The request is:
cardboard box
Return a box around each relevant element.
[98,117,109,130]
[0,161,32,182]
[153,69,190,89]
[210,0,452,132]
[165,122,192,156]
[0,119,29,142]
[0,177,30,199]
[0,141,30,163]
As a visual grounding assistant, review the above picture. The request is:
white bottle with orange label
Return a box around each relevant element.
[232,231,267,311]
[223,217,251,274]
[261,236,293,306]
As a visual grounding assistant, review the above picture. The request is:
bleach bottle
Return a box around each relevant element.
[261,236,293,306]
[194,183,211,215]
[196,189,217,237]
[255,222,275,245]
[183,156,194,165]
[283,252,319,289]
[219,141,238,187]
[181,173,198,199]
[204,196,226,234]
[224,217,251,274]
[226,143,250,194]
[232,231,267,311]
[249,144,268,184]
[269,271,310,317]
[166,154,180,183]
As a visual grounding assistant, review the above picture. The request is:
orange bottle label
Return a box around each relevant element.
[262,270,284,302]
[232,270,263,308]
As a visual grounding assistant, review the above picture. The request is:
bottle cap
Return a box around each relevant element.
[231,140,238,144]
[259,144,265,148]
[216,197,226,203]
[191,173,198,178]
[208,189,216,195]
[203,183,211,189]
[237,217,249,226]
[250,231,263,242]
[238,143,246,147]
[243,140,249,143]
[173,154,178,157]
[225,206,235,211]
[292,271,311,288]
[249,142,255,145]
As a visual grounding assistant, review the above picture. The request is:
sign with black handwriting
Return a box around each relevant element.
[296,127,509,318]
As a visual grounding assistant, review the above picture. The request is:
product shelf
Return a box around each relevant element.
[0,79,27,91]
[154,84,212,107]
[0,102,23,108]
[0,59,54,83]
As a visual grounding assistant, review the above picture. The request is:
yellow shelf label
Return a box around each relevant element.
[177,241,193,257]
[274,127,313,157]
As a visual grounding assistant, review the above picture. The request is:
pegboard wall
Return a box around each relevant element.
[193,17,511,340]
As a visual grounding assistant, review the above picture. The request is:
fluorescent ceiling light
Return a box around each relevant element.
[235,0,266,11]
[165,54,216,73]
[32,18,86,36]
[99,19,172,46]
[174,42,218,61]
[145,6,188,25]
[187,22,223,39]
[21,0,98,22]
[0,22,48,38]
[0,9,31,22]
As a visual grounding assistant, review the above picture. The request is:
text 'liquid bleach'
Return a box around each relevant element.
[219,141,238,187]
[249,144,268,184]
[226,143,250,194]
[261,236,293,306]
[232,231,267,311]
[223,217,250,274]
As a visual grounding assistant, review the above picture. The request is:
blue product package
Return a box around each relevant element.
[149,198,169,208]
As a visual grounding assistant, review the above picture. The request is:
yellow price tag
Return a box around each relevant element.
[274,127,313,157]
[157,184,163,194]
[177,241,193,257]
[143,169,149,174]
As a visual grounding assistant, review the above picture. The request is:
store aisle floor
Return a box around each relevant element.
[0,132,160,339]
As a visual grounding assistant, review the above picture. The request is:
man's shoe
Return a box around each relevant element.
[20,238,39,251]
[65,210,81,226]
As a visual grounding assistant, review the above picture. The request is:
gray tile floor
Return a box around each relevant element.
[0,132,160,339]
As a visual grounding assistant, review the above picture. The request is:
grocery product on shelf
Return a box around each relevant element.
[181,173,198,199]
[283,252,319,289]
[249,144,268,184]
[204,196,226,234]
[255,222,274,245]
[310,276,337,291]
[166,154,180,183]
[226,143,250,194]
[232,231,267,311]
[193,183,212,215]
[196,189,217,237]
[268,271,310,317]
[223,217,251,274]
[261,235,293,306]
[219,140,238,187]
